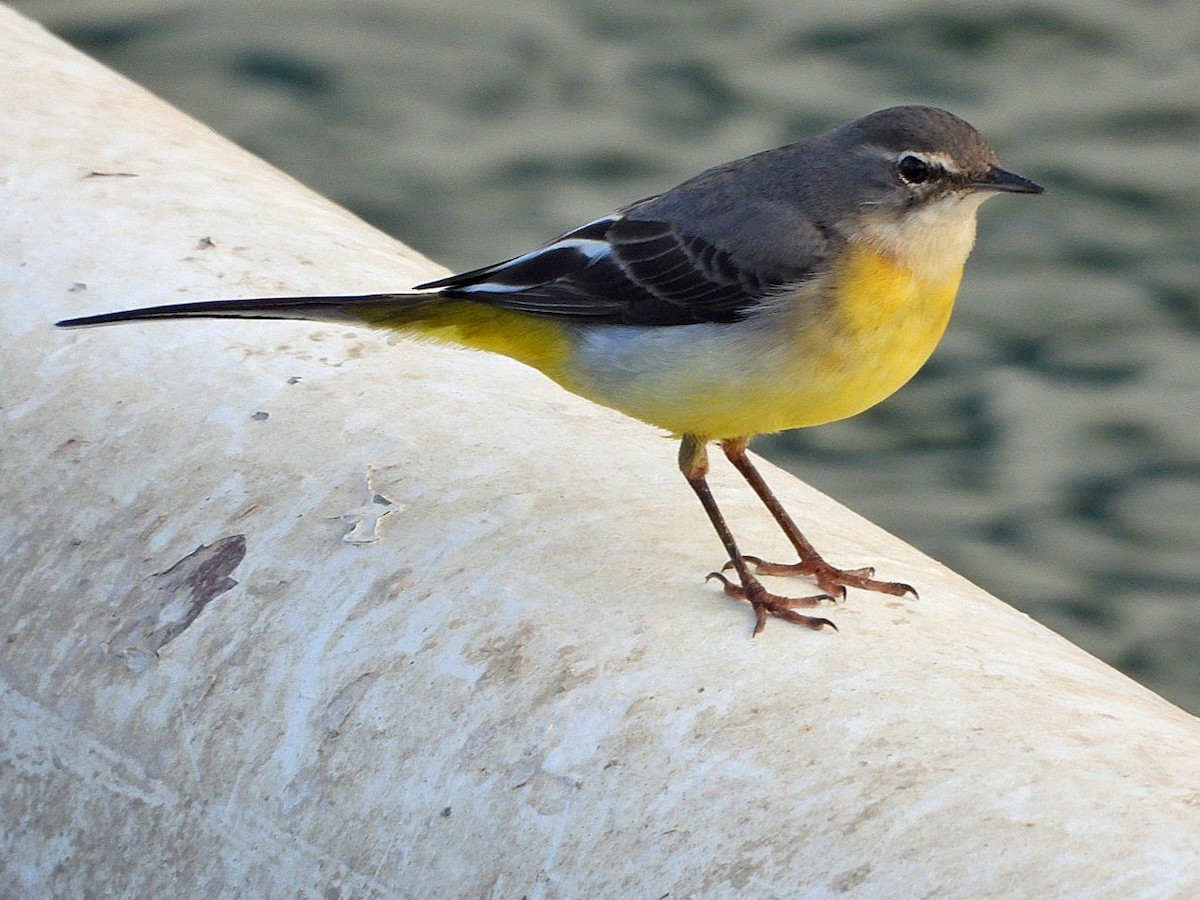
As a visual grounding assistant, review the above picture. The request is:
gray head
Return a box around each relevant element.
[832,105,1043,204]
[634,105,1042,282]
[805,106,1043,279]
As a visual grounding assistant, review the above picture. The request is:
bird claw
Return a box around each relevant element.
[705,571,838,635]
[726,554,918,602]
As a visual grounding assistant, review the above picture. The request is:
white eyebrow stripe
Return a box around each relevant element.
[895,149,962,174]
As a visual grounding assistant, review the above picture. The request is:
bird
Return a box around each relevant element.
[57,105,1044,634]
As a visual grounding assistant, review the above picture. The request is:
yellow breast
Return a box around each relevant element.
[775,242,963,429]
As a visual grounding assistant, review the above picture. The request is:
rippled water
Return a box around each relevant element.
[15,0,1200,712]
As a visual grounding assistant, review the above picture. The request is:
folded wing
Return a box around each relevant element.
[417,202,824,327]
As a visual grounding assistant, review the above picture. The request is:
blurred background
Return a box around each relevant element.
[13,0,1200,712]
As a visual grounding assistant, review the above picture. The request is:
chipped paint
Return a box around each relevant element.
[104,535,246,672]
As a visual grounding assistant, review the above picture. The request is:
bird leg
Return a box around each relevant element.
[679,435,836,634]
[719,438,917,600]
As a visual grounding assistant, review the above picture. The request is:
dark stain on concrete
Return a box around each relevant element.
[106,534,247,672]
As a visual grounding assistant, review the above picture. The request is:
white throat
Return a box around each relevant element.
[857,191,990,281]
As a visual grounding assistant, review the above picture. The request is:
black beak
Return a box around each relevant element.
[973,166,1044,194]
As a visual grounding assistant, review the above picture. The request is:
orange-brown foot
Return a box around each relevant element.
[705,571,838,635]
[731,555,918,601]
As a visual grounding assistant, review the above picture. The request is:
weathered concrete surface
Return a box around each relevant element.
[3,5,1199,897]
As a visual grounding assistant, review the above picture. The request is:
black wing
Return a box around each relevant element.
[416,207,820,327]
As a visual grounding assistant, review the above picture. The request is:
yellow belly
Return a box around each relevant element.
[570,244,964,439]
[781,243,963,427]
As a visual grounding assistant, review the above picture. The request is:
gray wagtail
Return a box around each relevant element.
[58,105,1044,634]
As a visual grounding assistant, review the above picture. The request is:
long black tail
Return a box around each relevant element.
[55,292,424,328]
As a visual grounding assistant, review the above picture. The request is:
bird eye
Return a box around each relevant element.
[897,154,933,185]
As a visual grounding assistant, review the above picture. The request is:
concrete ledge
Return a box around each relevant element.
[4,5,1200,896]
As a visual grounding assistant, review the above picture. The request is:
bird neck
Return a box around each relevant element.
[851,192,986,283]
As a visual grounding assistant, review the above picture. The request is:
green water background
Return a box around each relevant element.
[14,0,1200,712]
